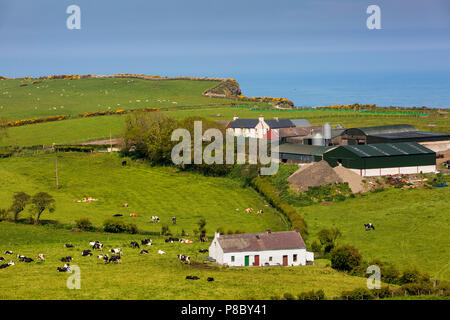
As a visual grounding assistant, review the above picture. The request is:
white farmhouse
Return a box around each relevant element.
[208,230,314,267]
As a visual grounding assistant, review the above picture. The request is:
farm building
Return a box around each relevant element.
[209,230,314,267]
[337,124,450,145]
[226,115,311,139]
[279,143,334,163]
[323,142,437,176]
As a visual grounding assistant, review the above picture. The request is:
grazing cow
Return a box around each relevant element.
[64,244,74,248]
[122,203,129,208]
[141,239,152,246]
[177,254,191,264]
[122,161,127,166]
[165,237,179,243]
[0,257,5,261]
[57,264,71,272]
[364,223,375,231]
[81,250,93,257]
[245,207,253,213]
[0,261,15,269]
[4,251,13,255]
[185,276,199,280]
[179,239,193,244]
[198,249,208,253]
[97,254,109,263]
[207,277,214,282]
[109,248,122,256]
[257,209,263,215]
[158,250,165,255]
[130,213,139,217]
[172,217,176,225]
[37,254,45,261]
[90,241,104,250]
[61,256,73,262]
[151,216,160,223]
[113,214,123,217]
[139,249,149,254]
[130,241,140,249]
[109,255,122,263]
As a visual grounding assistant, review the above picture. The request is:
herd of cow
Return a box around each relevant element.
[0,237,210,280]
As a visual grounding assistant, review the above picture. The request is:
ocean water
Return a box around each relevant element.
[233,71,450,109]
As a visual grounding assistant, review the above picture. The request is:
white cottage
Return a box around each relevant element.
[209,230,314,267]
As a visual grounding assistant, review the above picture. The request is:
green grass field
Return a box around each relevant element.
[0,222,369,300]
[0,78,238,121]
[0,153,286,234]
[301,187,450,280]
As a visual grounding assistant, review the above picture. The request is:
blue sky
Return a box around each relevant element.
[1,0,450,77]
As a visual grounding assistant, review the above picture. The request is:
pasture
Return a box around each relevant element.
[0,222,369,300]
[0,152,286,234]
[301,187,450,280]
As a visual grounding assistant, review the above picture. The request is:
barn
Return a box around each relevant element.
[323,142,436,176]
[338,124,450,145]
[208,230,314,267]
[279,143,334,163]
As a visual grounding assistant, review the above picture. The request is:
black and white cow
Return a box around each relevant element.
[139,249,149,255]
[81,250,93,257]
[0,261,15,269]
[207,277,214,282]
[109,255,122,263]
[57,264,71,272]
[97,254,109,263]
[64,244,74,248]
[177,254,191,264]
[185,276,199,280]
[151,216,160,223]
[364,223,375,231]
[4,251,13,255]
[198,249,208,253]
[130,241,140,249]
[0,257,5,261]
[61,256,73,262]
[109,248,122,256]
[141,239,152,246]
[90,241,104,250]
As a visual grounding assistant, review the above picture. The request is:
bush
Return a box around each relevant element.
[400,282,433,296]
[0,208,8,220]
[340,288,375,300]
[297,289,326,300]
[330,244,361,272]
[283,293,295,300]
[103,219,138,234]
[161,224,170,236]
[310,240,322,254]
[373,287,393,299]
[75,217,93,231]
[398,268,429,285]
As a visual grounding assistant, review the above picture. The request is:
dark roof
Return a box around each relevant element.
[217,231,306,253]
[265,119,295,129]
[277,126,320,138]
[279,143,334,156]
[339,142,435,158]
[343,124,417,136]
[370,131,450,140]
[228,119,259,128]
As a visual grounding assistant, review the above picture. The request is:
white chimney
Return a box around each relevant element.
[274,116,279,121]
[214,232,220,238]
[233,115,239,121]
[259,114,264,122]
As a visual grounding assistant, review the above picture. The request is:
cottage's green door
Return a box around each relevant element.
[245,256,249,266]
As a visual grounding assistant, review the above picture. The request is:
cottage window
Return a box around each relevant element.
[269,257,272,262]
[293,254,298,262]
[231,256,235,262]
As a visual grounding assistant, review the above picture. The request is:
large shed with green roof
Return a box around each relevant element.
[323,142,436,176]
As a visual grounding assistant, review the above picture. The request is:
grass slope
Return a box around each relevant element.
[0,222,369,300]
[301,188,450,280]
[0,153,286,234]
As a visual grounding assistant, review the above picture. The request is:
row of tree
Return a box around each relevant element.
[1,191,55,225]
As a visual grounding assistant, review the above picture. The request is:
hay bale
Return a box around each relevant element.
[287,160,343,190]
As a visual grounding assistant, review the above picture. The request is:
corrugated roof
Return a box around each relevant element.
[279,143,333,156]
[370,131,450,140]
[341,142,435,157]
[217,231,306,253]
[344,124,417,136]
[277,126,320,138]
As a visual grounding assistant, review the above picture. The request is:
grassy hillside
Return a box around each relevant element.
[301,187,450,280]
[0,153,286,234]
[0,222,369,300]
[0,78,237,121]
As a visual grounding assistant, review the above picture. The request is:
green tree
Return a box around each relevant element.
[196,218,207,241]
[330,244,361,272]
[29,192,55,225]
[9,192,31,223]
[317,228,342,253]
